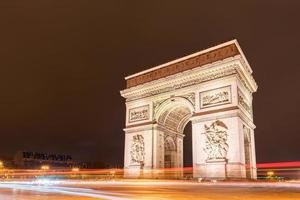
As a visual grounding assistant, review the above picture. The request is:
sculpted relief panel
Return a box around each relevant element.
[200,86,231,109]
[238,90,252,115]
[130,134,145,165]
[202,120,229,161]
[128,105,150,123]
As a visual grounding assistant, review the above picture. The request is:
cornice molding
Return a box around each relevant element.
[121,57,257,102]
[126,43,239,88]
[124,122,156,133]
[191,109,255,129]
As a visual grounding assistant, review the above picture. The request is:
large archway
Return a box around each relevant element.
[121,40,258,179]
[154,97,194,169]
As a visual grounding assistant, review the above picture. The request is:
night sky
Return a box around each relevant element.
[0,1,299,166]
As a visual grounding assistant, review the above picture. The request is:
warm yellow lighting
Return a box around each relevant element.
[109,170,116,174]
[267,171,274,176]
[72,167,80,172]
[41,165,50,170]
[0,161,3,167]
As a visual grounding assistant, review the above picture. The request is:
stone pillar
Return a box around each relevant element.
[123,125,154,178]
[250,129,257,179]
[192,114,248,179]
[176,135,184,168]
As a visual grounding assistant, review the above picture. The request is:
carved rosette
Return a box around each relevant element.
[130,134,145,165]
[202,120,229,161]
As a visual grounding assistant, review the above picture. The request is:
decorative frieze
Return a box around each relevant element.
[125,64,238,101]
[128,105,150,123]
[126,44,239,88]
[238,90,252,115]
[200,86,231,109]
[202,120,229,161]
[130,134,145,165]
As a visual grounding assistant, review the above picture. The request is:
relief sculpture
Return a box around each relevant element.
[200,86,231,108]
[202,91,229,106]
[130,134,145,165]
[202,120,229,161]
[129,105,149,123]
[238,91,252,114]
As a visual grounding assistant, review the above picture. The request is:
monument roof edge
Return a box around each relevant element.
[233,40,253,74]
[125,39,241,80]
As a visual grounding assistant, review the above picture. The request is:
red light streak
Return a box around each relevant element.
[256,161,300,168]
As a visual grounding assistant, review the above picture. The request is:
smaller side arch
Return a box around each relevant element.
[164,135,176,151]
[164,136,177,168]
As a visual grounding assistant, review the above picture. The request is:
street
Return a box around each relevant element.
[0,180,299,200]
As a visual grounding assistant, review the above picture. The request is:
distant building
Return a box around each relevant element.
[14,151,86,169]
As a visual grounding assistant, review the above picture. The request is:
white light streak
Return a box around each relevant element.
[0,182,131,200]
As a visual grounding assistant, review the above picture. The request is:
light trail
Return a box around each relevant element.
[0,161,299,180]
[0,182,131,200]
[1,180,300,200]
[256,161,300,168]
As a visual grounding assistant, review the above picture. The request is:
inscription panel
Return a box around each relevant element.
[128,105,150,123]
[200,86,231,109]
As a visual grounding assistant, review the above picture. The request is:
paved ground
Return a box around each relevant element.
[0,180,300,200]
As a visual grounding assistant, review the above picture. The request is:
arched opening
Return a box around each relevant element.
[155,97,194,170]
[183,121,192,167]
[164,136,176,168]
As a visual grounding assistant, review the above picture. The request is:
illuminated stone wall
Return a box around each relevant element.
[121,40,257,179]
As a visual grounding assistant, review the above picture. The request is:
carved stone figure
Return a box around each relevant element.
[130,134,145,165]
[129,105,149,122]
[200,86,231,108]
[202,91,229,106]
[238,91,252,115]
[202,120,229,161]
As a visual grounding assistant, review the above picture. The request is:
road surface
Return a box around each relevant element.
[0,180,300,200]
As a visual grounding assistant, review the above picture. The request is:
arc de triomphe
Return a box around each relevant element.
[120,40,257,179]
